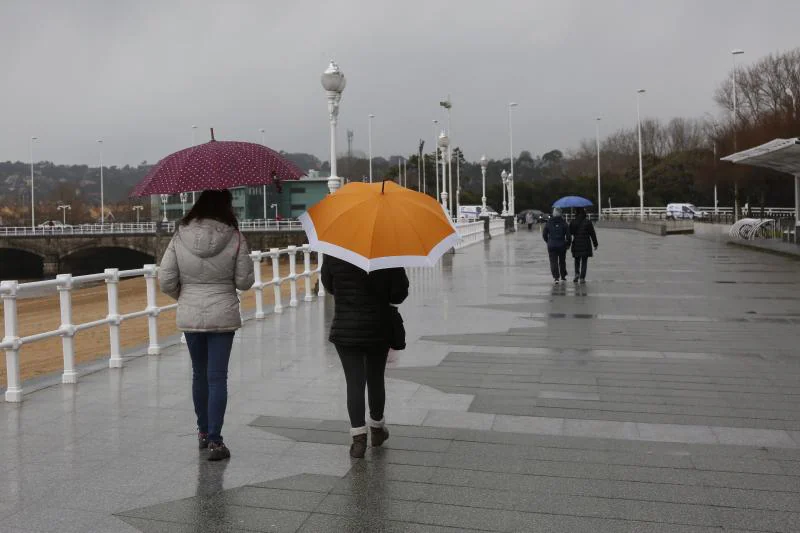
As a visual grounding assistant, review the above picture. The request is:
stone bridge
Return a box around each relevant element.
[0,230,308,278]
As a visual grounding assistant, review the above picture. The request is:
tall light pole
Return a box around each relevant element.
[787,88,796,120]
[507,102,518,215]
[398,157,402,186]
[57,204,71,225]
[160,194,169,223]
[29,136,38,229]
[636,89,646,220]
[595,117,602,220]
[732,49,744,220]
[479,155,488,214]
[440,97,453,217]
[259,128,268,219]
[133,205,143,224]
[97,139,105,224]
[433,120,439,200]
[270,203,279,220]
[368,114,375,183]
[191,125,197,203]
[180,192,188,215]
[321,60,346,194]
[501,169,509,216]
[438,131,449,212]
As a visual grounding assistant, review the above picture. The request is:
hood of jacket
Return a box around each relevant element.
[176,219,236,259]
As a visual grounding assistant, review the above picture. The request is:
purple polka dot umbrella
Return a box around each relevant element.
[130,128,304,197]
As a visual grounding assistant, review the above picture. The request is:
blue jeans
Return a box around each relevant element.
[185,332,235,444]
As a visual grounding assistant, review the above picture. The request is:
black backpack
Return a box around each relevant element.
[549,220,567,245]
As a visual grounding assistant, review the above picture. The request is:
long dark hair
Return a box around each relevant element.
[180,189,238,229]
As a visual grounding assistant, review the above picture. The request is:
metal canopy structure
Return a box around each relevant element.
[721,138,800,225]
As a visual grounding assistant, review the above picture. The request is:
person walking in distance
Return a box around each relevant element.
[569,207,598,283]
[159,190,255,461]
[525,211,535,231]
[542,207,571,283]
[321,255,409,458]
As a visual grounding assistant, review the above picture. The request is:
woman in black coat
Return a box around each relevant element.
[321,255,409,458]
[569,208,598,283]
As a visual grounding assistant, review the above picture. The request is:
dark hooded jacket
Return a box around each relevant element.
[569,214,598,258]
[321,255,409,347]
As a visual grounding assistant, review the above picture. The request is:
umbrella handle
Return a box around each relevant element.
[210,128,215,141]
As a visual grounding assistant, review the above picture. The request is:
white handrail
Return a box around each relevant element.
[0,220,305,237]
[0,244,323,402]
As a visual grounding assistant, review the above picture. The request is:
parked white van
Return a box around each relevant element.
[666,203,709,220]
[459,205,498,219]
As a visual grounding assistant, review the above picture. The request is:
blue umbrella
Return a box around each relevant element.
[552,196,593,209]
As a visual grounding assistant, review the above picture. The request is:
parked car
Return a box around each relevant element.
[37,220,65,227]
[666,203,709,220]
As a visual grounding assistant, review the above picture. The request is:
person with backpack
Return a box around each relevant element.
[542,207,571,283]
[569,207,599,283]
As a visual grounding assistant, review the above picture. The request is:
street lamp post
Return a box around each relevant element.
[29,136,38,229]
[160,194,169,223]
[501,170,508,216]
[180,192,188,215]
[595,117,602,220]
[508,171,515,219]
[368,114,375,183]
[191,125,198,203]
[57,204,71,225]
[438,131,449,212]
[97,139,105,224]
[321,60,346,194]
[260,128,267,219]
[479,155,488,214]
[270,203,279,220]
[433,120,439,200]
[507,102,518,216]
[732,49,744,220]
[636,89,646,220]
[455,148,461,218]
[133,205,143,224]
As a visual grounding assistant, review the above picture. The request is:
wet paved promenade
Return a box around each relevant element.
[2,228,800,532]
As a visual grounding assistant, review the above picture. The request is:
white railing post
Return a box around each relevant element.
[144,264,161,355]
[288,245,299,307]
[2,281,23,402]
[302,244,313,302]
[251,251,265,319]
[56,274,78,384]
[105,268,123,368]
[317,252,325,296]
[270,248,283,314]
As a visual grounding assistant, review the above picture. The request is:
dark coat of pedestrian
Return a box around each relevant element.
[568,208,598,282]
[542,208,571,282]
[321,255,409,458]
[159,189,255,462]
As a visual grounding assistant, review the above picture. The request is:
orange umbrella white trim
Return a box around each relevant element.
[299,211,461,272]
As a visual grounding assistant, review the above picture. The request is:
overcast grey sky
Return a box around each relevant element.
[2,0,799,167]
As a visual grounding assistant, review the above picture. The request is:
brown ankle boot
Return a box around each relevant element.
[350,434,368,458]
[370,426,389,447]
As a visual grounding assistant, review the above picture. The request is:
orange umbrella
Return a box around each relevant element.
[299,180,459,271]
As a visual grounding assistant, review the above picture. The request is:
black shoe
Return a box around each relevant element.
[208,442,231,461]
[573,277,579,283]
[553,279,560,284]
[371,426,389,447]
[350,434,368,458]
[580,278,587,284]
[561,277,567,282]
[198,432,209,450]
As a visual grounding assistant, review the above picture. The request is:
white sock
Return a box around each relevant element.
[367,417,385,429]
[350,426,367,436]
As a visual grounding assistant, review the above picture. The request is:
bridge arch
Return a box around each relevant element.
[0,247,45,280]
[60,245,156,276]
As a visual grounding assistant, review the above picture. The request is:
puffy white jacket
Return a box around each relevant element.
[159,219,255,332]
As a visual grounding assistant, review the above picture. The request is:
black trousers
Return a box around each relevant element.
[574,256,589,280]
[336,344,389,428]
[548,248,567,280]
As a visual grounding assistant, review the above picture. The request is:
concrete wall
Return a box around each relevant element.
[692,222,733,242]
[598,220,694,236]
